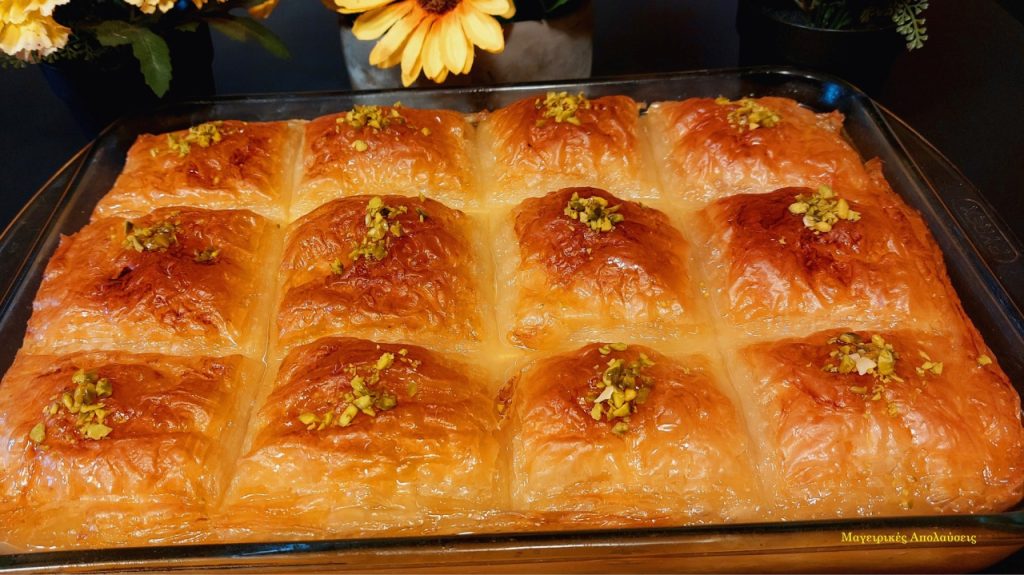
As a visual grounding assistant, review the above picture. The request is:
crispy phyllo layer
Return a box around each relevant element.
[295,105,476,217]
[501,342,761,523]
[479,93,655,203]
[94,120,299,221]
[277,195,484,352]
[26,207,276,356]
[646,97,870,204]
[697,165,955,336]
[733,329,1024,519]
[219,337,501,539]
[0,351,255,549]
[499,187,700,348]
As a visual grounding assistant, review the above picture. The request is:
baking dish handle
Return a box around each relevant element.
[873,105,1024,317]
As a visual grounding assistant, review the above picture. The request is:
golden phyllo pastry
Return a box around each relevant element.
[500,343,761,525]
[730,329,1024,519]
[25,207,277,357]
[294,105,476,218]
[696,162,955,336]
[0,351,257,549]
[277,195,486,353]
[1,92,1021,556]
[497,187,702,349]
[479,93,656,203]
[219,337,502,540]
[645,96,870,205]
[94,120,299,221]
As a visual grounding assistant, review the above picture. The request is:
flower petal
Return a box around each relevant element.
[467,0,512,17]
[401,50,423,87]
[421,18,445,80]
[439,14,468,75]
[434,66,449,83]
[379,38,406,67]
[0,10,68,59]
[333,0,393,15]
[460,6,503,52]
[353,0,413,40]
[368,8,425,67]
[401,19,430,85]
[248,0,278,19]
[460,24,474,74]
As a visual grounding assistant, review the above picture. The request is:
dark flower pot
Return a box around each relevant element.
[41,24,216,137]
[736,0,905,94]
[340,0,593,90]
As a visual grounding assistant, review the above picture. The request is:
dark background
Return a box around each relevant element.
[1,1,1023,571]
[1,0,1023,238]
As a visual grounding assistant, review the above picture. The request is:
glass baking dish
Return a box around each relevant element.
[1,67,1022,573]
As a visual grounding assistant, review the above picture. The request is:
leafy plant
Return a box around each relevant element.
[93,21,173,96]
[792,0,929,49]
[1,0,287,97]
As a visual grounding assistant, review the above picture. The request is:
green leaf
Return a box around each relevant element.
[208,18,248,42]
[544,0,573,12]
[93,21,172,97]
[209,16,290,59]
[891,0,929,50]
[0,52,27,69]
[176,22,201,33]
[221,0,270,9]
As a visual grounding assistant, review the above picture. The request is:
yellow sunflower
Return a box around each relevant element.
[335,0,515,86]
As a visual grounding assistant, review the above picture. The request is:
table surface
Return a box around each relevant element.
[1,0,1023,572]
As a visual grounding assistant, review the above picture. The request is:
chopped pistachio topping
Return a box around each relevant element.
[29,422,45,444]
[536,91,591,126]
[351,139,369,152]
[610,421,630,435]
[349,196,408,262]
[123,216,179,252]
[297,349,408,431]
[166,122,223,157]
[564,192,625,232]
[585,346,655,436]
[914,350,944,376]
[978,354,993,366]
[421,127,431,136]
[416,207,428,222]
[714,96,781,131]
[375,352,395,371]
[330,258,345,275]
[82,422,113,440]
[32,368,116,444]
[338,104,405,131]
[824,333,901,382]
[598,342,628,355]
[787,186,861,234]
[194,247,219,264]
[823,333,904,416]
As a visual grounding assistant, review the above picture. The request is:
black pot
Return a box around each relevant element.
[736,0,905,94]
[41,23,216,137]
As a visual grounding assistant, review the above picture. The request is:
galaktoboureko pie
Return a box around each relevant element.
[2,95,1020,550]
